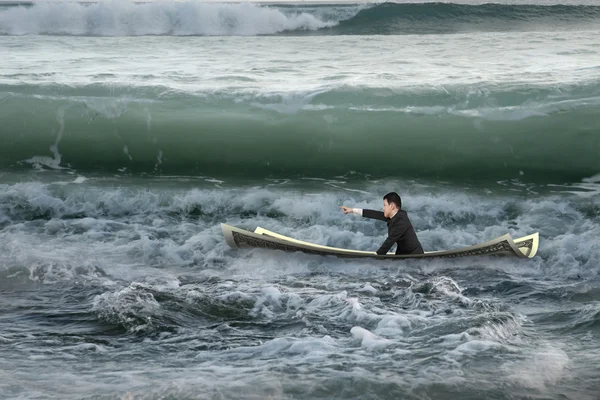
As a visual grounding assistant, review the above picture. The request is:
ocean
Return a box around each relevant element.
[1,0,599,399]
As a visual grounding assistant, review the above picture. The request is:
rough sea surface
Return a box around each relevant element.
[1,1,599,399]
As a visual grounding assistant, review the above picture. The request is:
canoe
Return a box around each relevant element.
[221,223,539,259]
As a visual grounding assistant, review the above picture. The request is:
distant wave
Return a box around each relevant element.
[0,1,343,36]
[1,1,599,36]
[330,2,600,35]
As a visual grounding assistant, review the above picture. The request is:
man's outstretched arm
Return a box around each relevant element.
[340,206,386,221]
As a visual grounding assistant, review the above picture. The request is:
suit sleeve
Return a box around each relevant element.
[362,209,387,222]
[376,221,409,255]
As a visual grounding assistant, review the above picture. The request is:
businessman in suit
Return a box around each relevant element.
[340,192,424,256]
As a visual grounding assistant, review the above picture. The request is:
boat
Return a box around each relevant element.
[221,223,539,259]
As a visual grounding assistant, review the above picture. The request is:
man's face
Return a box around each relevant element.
[383,199,395,218]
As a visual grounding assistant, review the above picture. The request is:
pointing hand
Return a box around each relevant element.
[340,206,353,214]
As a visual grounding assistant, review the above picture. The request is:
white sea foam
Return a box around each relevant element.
[505,346,571,391]
[351,326,393,349]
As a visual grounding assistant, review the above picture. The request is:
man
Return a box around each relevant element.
[340,192,424,256]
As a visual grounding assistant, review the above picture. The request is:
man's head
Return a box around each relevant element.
[383,192,402,218]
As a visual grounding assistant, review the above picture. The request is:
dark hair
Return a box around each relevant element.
[383,192,402,209]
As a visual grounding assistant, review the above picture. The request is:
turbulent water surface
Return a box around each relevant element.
[1,0,600,399]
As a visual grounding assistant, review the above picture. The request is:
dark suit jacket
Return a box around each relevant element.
[363,209,424,255]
